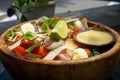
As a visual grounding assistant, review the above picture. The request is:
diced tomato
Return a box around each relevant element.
[12,46,26,56]
[84,48,90,56]
[70,28,79,37]
[32,45,47,58]
[20,39,34,49]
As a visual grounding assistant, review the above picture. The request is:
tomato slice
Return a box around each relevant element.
[32,45,47,58]
[12,46,26,56]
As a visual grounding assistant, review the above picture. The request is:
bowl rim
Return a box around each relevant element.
[73,30,115,47]
[0,20,120,65]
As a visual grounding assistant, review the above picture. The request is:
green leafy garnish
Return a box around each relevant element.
[23,31,36,40]
[26,42,41,53]
[90,49,100,57]
[6,29,20,41]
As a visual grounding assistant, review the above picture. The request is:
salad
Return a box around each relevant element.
[4,16,105,60]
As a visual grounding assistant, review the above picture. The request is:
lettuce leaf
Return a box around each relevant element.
[23,31,36,40]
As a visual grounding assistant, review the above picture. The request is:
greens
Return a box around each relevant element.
[40,18,60,33]
[90,49,100,57]
[6,29,21,41]
[23,31,36,40]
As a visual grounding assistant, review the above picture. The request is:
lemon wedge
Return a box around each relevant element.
[50,20,68,40]
[20,23,35,34]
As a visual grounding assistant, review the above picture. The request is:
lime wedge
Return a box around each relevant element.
[50,20,68,40]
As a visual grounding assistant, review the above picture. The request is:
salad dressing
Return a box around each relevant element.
[76,31,113,45]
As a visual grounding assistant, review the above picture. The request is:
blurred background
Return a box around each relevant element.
[0,0,120,22]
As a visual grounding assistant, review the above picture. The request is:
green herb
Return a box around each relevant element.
[90,49,100,57]
[6,29,20,41]
[26,42,41,53]
[23,31,36,40]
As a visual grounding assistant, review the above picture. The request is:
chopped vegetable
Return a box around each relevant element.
[26,53,40,59]
[92,23,105,31]
[32,45,47,58]
[12,46,26,56]
[6,29,21,41]
[5,16,105,60]
[40,22,50,33]
[20,39,34,49]
[23,31,36,40]
[46,40,64,50]
[43,45,67,60]
[65,18,79,23]
[69,28,79,38]
[26,42,41,53]
[84,48,90,56]
[47,18,60,28]
[74,20,85,31]
[8,39,22,50]
[90,49,100,57]
[36,16,49,23]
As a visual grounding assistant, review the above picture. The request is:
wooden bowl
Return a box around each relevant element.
[0,21,120,80]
